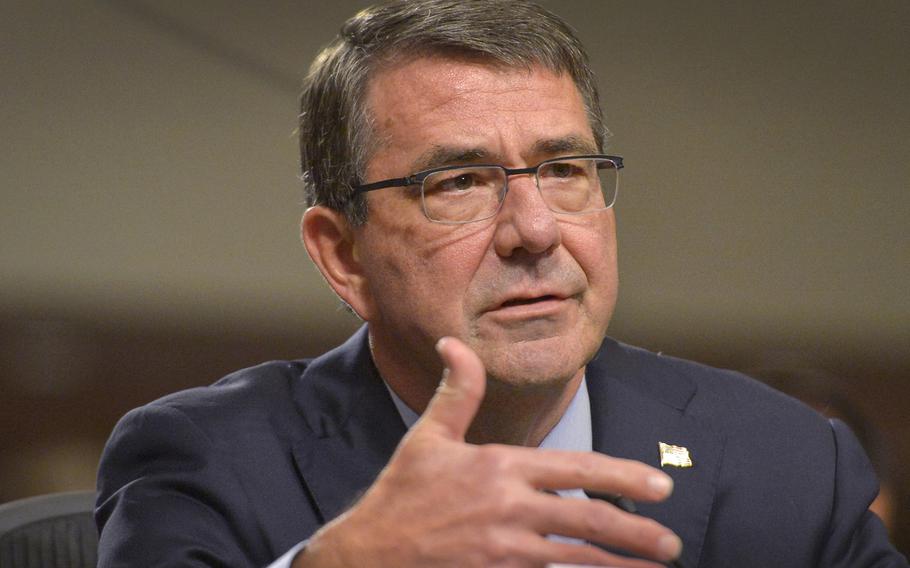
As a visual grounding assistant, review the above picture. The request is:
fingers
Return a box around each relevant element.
[413,336,486,441]
[521,491,683,563]
[489,527,668,568]
[468,445,681,563]
[520,449,673,503]
[481,445,672,504]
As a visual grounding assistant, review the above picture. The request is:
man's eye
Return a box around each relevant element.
[430,172,478,193]
[444,174,476,191]
[546,162,578,178]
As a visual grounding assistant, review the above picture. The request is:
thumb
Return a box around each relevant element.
[414,336,487,441]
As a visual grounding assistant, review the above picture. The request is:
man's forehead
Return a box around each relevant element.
[364,57,594,170]
[365,55,579,117]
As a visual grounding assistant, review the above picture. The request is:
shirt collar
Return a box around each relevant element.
[385,377,592,452]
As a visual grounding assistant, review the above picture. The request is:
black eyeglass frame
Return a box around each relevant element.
[352,153,623,194]
[350,153,623,223]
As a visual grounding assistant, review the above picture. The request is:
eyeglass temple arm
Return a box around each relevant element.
[352,176,415,195]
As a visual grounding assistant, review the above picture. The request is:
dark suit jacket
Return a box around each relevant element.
[96,326,906,567]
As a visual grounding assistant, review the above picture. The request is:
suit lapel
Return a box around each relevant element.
[290,327,408,523]
[587,339,725,568]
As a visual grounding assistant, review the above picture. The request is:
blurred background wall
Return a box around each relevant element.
[2,0,907,552]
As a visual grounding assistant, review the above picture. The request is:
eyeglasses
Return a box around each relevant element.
[351,154,623,224]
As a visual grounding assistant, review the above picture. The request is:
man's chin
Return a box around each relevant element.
[477,336,591,389]
[472,317,573,346]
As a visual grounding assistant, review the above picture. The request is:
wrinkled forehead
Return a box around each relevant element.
[362,57,593,175]
[364,52,530,114]
[364,54,590,145]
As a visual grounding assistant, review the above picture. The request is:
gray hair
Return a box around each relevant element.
[298,0,607,225]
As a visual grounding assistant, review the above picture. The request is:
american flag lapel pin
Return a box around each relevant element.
[658,441,693,468]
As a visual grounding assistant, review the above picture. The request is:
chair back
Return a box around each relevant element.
[0,491,98,568]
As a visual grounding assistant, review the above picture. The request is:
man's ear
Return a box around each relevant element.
[301,206,374,320]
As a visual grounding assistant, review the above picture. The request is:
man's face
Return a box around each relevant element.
[353,57,618,389]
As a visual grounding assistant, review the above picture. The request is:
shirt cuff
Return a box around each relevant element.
[266,540,309,568]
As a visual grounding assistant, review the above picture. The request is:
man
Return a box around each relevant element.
[95,1,907,566]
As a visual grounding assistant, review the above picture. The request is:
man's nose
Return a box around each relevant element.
[492,174,561,257]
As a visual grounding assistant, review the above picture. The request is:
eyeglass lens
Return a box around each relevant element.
[421,158,618,223]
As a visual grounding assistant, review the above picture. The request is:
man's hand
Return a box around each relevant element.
[297,337,682,568]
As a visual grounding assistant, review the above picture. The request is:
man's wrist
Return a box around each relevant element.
[290,524,351,568]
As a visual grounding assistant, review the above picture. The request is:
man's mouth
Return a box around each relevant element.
[498,295,560,309]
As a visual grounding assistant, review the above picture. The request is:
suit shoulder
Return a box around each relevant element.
[599,338,827,433]
[121,359,312,439]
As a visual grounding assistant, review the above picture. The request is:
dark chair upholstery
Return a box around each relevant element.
[0,491,98,568]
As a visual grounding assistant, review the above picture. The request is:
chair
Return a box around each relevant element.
[0,491,98,568]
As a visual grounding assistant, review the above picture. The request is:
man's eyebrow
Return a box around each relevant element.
[408,136,597,173]
[532,136,599,156]
[410,146,491,173]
